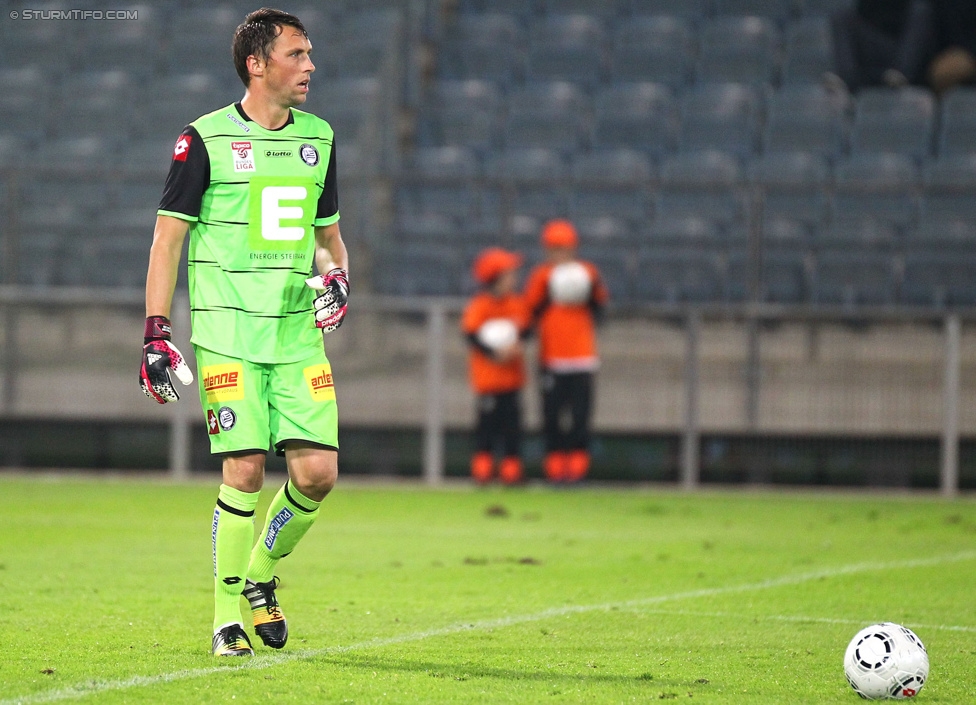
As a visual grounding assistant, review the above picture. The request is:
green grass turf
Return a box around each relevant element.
[0,476,974,704]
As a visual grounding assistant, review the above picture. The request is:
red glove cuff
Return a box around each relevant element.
[144,315,172,343]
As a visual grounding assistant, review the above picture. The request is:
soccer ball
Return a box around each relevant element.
[844,623,929,700]
[548,261,592,304]
[477,318,518,352]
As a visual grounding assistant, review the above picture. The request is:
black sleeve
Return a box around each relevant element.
[158,126,209,220]
[315,137,339,223]
[466,332,499,359]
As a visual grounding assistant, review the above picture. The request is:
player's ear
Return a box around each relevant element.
[246,54,265,80]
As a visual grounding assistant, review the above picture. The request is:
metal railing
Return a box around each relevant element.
[0,286,968,495]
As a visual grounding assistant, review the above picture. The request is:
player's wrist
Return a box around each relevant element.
[144,315,173,344]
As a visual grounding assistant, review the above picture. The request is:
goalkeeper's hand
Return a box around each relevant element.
[140,315,194,404]
[306,268,349,334]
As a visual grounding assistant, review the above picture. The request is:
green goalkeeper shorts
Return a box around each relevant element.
[194,345,339,456]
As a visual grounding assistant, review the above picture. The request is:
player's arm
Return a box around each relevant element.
[305,142,349,332]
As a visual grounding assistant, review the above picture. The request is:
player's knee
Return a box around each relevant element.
[293,459,337,501]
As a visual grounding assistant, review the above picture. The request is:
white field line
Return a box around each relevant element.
[4,550,975,705]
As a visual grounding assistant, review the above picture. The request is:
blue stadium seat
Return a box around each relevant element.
[657,151,745,228]
[610,16,694,88]
[58,71,136,139]
[122,138,183,176]
[762,250,811,303]
[456,0,536,18]
[569,149,654,226]
[578,246,635,302]
[645,216,723,247]
[36,137,117,169]
[713,0,796,24]
[15,232,66,286]
[75,4,160,73]
[540,0,622,19]
[831,153,919,232]
[938,88,976,157]
[911,156,976,251]
[748,151,831,245]
[424,80,503,152]
[526,14,606,88]
[144,73,239,140]
[902,253,976,307]
[781,17,833,84]
[813,251,896,306]
[335,10,403,78]
[634,248,726,303]
[575,216,639,247]
[397,147,482,222]
[696,16,780,86]
[679,83,763,157]
[166,6,245,79]
[304,78,381,145]
[503,82,590,153]
[763,85,850,158]
[374,244,462,296]
[20,176,109,221]
[0,134,28,168]
[799,0,853,17]
[485,148,569,220]
[849,88,936,159]
[439,14,525,84]
[394,213,459,244]
[0,68,47,139]
[625,0,709,20]
[592,83,678,156]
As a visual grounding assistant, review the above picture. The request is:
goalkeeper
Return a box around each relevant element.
[140,8,349,657]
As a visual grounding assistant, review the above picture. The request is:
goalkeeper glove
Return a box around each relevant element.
[140,315,194,404]
[306,268,349,333]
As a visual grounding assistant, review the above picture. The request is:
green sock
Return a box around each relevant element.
[248,481,321,584]
[212,484,260,632]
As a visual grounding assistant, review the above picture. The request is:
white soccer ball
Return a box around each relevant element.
[548,261,592,304]
[477,318,518,352]
[844,623,929,700]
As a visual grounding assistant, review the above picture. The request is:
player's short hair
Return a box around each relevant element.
[232,7,308,86]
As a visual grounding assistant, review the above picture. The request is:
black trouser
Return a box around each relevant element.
[541,370,593,453]
[475,390,522,457]
[831,2,934,90]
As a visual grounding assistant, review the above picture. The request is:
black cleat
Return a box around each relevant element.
[212,623,254,657]
[244,576,288,649]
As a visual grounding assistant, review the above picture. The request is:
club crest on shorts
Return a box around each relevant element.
[299,143,319,166]
[217,406,237,431]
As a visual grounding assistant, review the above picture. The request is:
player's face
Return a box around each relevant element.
[264,27,315,107]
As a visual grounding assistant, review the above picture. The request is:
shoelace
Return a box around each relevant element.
[258,577,282,619]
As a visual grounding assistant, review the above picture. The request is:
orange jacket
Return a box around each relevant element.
[523,260,609,372]
[461,292,530,394]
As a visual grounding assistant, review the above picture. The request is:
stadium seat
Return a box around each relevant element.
[633,248,725,303]
[304,78,381,146]
[713,0,796,24]
[35,137,117,169]
[374,244,462,296]
[645,215,724,248]
[14,232,64,286]
[58,71,136,139]
[393,213,459,245]
[397,146,481,222]
[578,245,635,302]
[0,68,47,139]
[485,148,569,222]
[0,134,28,168]
[831,153,919,231]
[456,0,536,19]
[143,73,239,140]
[902,252,976,307]
[20,176,109,221]
[657,151,745,229]
[609,16,694,88]
[625,0,709,20]
[592,83,678,157]
[569,149,654,226]
[334,10,402,78]
[423,80,503,153]
[696,16,780,87]
[123,138,184,176]
[781,17,833,84]
[75,4,159,73]
[574,216,639,247]
[439,14,525,84]
[503,82,590,153]
[911,156,976,251]
[799,0,853,17]
[748,151,831,246]
[849,88,936,160]
[539,0,622,19]
[526,14,606,89]
[762,85,851,158]
[166,6,245,80]
[937,88,976,157]
[761,250,811,303]
[678,83,763,158]
[813,250,896,306]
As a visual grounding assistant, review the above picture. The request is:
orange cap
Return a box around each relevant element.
[540,218,578,249]
[472,247,523,285]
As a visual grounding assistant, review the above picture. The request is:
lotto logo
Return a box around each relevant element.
[201,363,245,403]
[173,134,191,161]
[303,364,336,402]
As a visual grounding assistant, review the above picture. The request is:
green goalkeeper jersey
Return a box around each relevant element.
[158,102,340,363]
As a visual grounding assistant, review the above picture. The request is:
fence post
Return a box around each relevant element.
[169,292,192,482]
[941,313,961,498]
[423,301,446,485]
[682,310,701,490]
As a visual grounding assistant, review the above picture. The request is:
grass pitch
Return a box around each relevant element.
[0,476,973,704]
